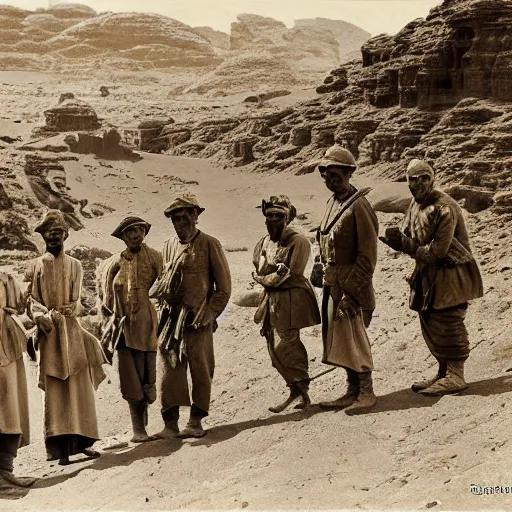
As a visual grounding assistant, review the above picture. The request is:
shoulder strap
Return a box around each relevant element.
[319,187,372,236]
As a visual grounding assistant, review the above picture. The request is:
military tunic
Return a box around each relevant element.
[158,231,231,417]
[318,186,378,372]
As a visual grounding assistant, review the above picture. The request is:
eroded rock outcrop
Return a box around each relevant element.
[154,0,512,215]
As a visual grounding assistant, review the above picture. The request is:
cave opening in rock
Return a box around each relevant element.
[452,26,476,90]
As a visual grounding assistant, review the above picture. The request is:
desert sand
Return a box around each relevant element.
[0,140,509,510]
[1,1,512,509]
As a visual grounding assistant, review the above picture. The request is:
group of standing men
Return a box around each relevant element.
[0,142,483,494]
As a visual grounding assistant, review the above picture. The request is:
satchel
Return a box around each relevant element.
[322,312,373,372]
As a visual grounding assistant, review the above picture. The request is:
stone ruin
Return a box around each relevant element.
[122,118,175,152]
[42,93,101,133]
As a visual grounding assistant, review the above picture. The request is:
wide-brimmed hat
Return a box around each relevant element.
[111,216,151,239]
[34,210,69,235]
[164,194,205,218]
[317,144,357,176]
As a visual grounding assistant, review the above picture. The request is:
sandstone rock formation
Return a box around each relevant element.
[294,18,370,62]
[42,97,101,133]
[159,0,512,215]
[0,4,370,94]
[192,26,230,52]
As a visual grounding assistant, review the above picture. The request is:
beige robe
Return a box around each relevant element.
[318,186,378,372]
[25,252,107,444]
[0,274,29,448]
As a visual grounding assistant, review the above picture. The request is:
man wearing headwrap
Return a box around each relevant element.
[25,210,108,465]
[0,272,37,495]
[314,144,379,415]
[153,195,231,439]
[252,195,320,413]
[99,217,163,443]
[380,159,483,395]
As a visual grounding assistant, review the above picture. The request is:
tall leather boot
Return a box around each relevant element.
[320,369,359,409]
[129,401,150,443]
[419,360,468,396]
[411,359,447,392]
[154,406,180,439]
[344,371,377,415]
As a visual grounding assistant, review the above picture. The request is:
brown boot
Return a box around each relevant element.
[320,369,359,409]
[0,470,37,488]
[129,402,150,443]
[419,360,468,396]
[412,360,447,392]
[269,388,300,413]
[344,371,377,415]
[154,406,180,439]
[176,414,206,439]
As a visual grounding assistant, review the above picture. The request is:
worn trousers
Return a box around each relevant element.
[117,345,157,404]
[266,328,310,392]
[159,324,214,419]
[0,434,19,472]
[419,303,469,361]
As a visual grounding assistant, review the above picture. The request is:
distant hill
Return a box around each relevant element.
[0,4,370,95]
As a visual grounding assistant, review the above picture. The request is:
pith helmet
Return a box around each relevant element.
[317,144,357,176]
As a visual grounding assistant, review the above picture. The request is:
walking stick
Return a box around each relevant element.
[310,366,337,381]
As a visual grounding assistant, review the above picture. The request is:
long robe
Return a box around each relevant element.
[100,244,162,403]
[253,227,320,389]
[158,231,231,416]
[0,274,29,449]
[25,252,107,459]
[318,186,378,372]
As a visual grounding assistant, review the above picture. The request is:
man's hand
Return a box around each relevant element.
[252,272,264,286]
[323,265,337,287]
[36,314,53,335]
[379,226,405,252]
[335,294,361,321]
[193,306,217,330]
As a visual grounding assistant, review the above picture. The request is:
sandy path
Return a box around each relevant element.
[6,154,512,511]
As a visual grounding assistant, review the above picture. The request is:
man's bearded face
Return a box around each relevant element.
[265,211,287,239]
[171,208,198,242]
[43,227,67,253]
[408,173,434,203]
[323,166,353,195]
[121,226,145,251]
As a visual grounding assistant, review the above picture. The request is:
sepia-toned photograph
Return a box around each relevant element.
[0,0,511,509]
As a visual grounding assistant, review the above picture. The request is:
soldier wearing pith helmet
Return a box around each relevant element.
[313,144,380,415]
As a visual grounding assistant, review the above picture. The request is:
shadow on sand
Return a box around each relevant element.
[7,374,511,500]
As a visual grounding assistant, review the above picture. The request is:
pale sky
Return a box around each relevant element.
[4,0,443,35]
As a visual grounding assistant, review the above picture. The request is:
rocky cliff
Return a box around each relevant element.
[0,5,369,94]
[0,5,219,72]
[185,13,359,95]
[155,0,512,215]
